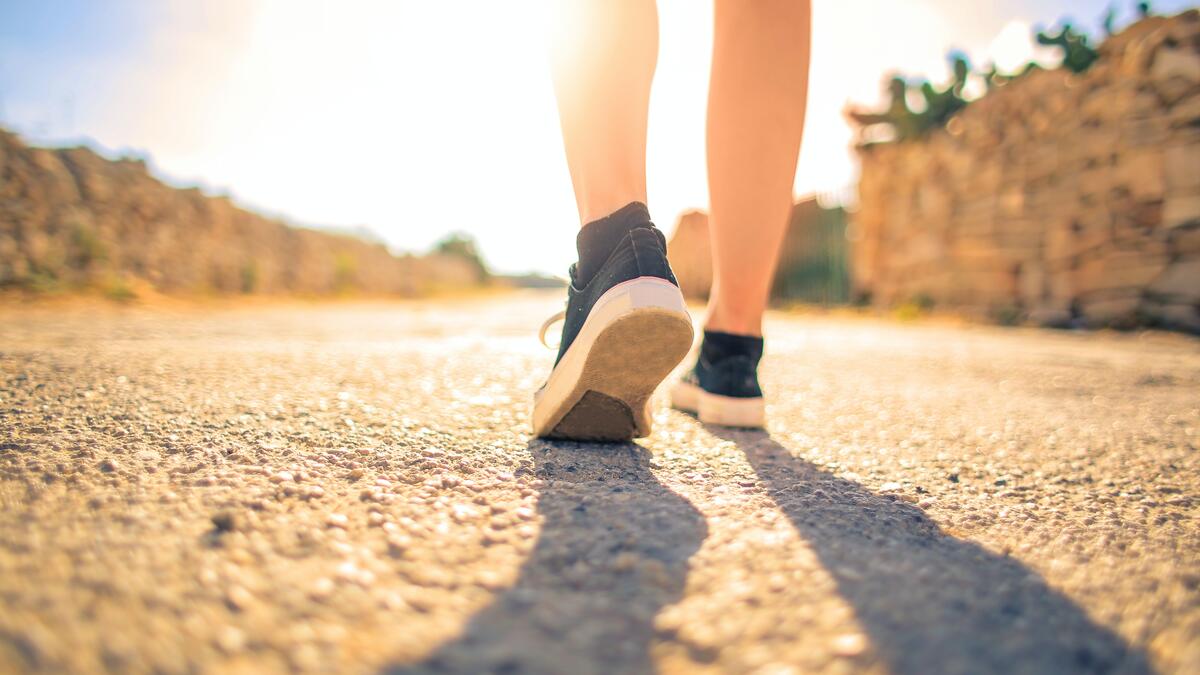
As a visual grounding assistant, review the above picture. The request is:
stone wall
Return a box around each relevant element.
[852,12,1200,331]
[0,130,481,296]
[667,197,850,303]
[666,210,713,299]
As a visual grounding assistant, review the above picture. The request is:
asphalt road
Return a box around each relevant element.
[1,292,1197,674]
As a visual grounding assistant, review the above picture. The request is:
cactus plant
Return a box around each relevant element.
[1035,23,1099,73]
[846,5,1137,142]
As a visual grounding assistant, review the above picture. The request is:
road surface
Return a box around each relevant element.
[1,292,1197,674]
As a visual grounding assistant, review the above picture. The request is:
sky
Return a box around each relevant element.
[1,0,1192,275]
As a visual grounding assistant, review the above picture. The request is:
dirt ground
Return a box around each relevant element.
[1,292,1197,674]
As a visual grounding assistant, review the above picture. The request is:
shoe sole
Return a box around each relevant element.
[533,277,693,442]
[670,380,766,429]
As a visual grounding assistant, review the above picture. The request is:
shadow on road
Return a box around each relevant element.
[709,426,1153,675]
[385,439,706,675]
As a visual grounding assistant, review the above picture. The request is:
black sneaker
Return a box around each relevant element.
[670,331,766,428]
[532,221,693,441]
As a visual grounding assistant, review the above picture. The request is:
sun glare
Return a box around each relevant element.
[7,0,1093,275]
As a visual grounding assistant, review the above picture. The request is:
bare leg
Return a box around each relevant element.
[705,0,811,336]
[548,0,658,225]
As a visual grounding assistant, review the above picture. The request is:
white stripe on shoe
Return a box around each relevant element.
[670,379,766,429]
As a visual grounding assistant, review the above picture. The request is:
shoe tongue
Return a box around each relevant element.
[575,202,654,287]
[701,330,764,366]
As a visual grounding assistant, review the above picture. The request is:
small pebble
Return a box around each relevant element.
[211,511,238,533]
[289,644,321,671]
[831,633,866,657]
[310,577,335,600]
[326,513,349,529]
[379,591,408,611]
[336,560,375,586]
[225,586,253,611]
[452,504,478,522]
[387,535,411,557]
[215,626,246,653]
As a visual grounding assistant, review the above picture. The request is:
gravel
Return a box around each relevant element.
[0,294,1197,674]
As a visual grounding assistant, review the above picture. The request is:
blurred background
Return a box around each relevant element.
[1,0,1197,329]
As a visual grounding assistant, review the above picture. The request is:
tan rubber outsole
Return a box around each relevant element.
[541,308,694,442]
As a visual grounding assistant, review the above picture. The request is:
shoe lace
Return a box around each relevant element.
[539,310,566,349]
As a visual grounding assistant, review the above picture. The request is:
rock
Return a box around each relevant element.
[1029,305,1073,328]
[667,197,849,303]
[1165,143,1200,196]
[310,577,335,601]
[1167,93,1200,129]
[850,13,1199,331]
[831,633,867,657]
[1147,302,1200,332]
[214,626,246,654]
[1073,250,1169,296]
[0,128,484,296]
[1164,195,1200,228]
[1149,259,1200,301]
[666,210,712,300]
[1017,262,1046,306]
[335,560,374,586]
[1117,150,1166,202]
[225,586,254,611]
[386,535,411,558]
[1079,295,1142,328]
[1149,41,1200,105]
[1170,226,1200,255]
[451,504,478,523]
[211,511,238,533]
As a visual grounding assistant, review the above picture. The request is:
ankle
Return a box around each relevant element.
[574,202,654,287]
[699,329,764,368]
[578,194,648,226]
[703,307,763,338]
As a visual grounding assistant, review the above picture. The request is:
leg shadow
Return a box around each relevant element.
[387,440,706,675]
[711,427,1153,675]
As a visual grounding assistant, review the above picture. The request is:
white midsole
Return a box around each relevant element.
[670,380,766,429]
[533,277,691,433]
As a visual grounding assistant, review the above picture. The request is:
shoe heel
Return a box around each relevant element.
[534,277,693,441]
[698,393,766,429]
